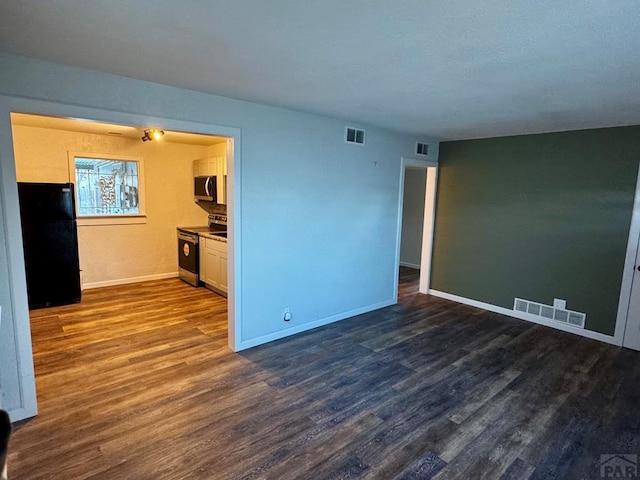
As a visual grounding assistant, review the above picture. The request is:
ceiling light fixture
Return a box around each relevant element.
[141,128,164,142]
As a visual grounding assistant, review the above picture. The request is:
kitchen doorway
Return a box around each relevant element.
[0,100,242,420]
[11,113,231,291]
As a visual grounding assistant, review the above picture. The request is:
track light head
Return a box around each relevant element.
[142,129,164,142]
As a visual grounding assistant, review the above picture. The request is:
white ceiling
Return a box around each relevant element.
[1,1,639,140]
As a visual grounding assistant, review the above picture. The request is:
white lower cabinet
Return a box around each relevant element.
[201,236,227,295]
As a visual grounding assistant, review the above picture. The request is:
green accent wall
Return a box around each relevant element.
[432,126,640,335]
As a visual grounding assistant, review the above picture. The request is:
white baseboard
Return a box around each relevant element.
[428,289,621,346]
[7,406,37,422]
[399,261,421,269]
[237,299,396,351]
[83,272,179,290]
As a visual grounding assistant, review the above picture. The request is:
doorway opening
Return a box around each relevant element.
[11,112,231,288]
[396,159,438,298]
[618,163,640,351]
[5,109,240,419]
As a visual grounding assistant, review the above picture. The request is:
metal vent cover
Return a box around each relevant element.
[513,298,586,329]
[554,309,569,323]
[345,127,365,145]
[540,305,554,319]
[568,312,586,327]
[416,142,429,156]
[527,303,541,315]
[515,299,528,312]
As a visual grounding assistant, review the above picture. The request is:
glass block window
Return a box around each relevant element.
[73,156,141,216]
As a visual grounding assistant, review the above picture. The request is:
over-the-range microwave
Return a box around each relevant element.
[194,175,217,202]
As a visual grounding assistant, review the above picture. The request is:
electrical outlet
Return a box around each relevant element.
[553,298,566,309]
[283,307,291,322]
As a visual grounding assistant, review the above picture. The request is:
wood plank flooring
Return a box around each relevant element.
[8,268,640,479]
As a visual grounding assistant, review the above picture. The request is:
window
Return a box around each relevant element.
[68,153,145,225]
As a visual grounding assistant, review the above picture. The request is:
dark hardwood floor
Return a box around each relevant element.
[8,268,640,479]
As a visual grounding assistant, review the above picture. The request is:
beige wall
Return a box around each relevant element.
[207,142,227,157]
[12,124,212,286]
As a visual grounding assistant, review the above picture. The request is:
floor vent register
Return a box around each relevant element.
[514,298,586,329]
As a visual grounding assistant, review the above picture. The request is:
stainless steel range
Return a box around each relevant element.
[177,214,227,286]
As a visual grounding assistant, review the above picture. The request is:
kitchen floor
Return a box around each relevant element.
[8,270,640,479]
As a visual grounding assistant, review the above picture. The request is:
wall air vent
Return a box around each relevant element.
[345,127,365,145]
[568,312,585,327]
[540,305,554,319]
[514,299,528,313]
[416,142,429,156]
[513,298,586,329]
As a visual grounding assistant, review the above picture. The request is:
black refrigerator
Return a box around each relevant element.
[18,182,81,309]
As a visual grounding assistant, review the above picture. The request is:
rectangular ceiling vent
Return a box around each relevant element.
[514,298,586,329]
[416,142,429,156]
[345,127,365,145]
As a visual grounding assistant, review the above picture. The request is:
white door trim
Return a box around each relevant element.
[618,162,640,349]
[0,95,243,420]
[419,166,438,294]
[395,157,438,300]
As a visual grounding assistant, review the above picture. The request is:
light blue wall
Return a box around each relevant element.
[0,52,438,416]
[0,195,21,411]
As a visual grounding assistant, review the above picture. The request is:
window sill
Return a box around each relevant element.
[78,215,147,226]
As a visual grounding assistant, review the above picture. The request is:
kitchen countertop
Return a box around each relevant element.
[199,231,227,242]
[177,226,227,242]
[177,225,214,234]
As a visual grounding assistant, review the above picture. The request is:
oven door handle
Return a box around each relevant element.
[178,232,198,243]
[205,177,212,198]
